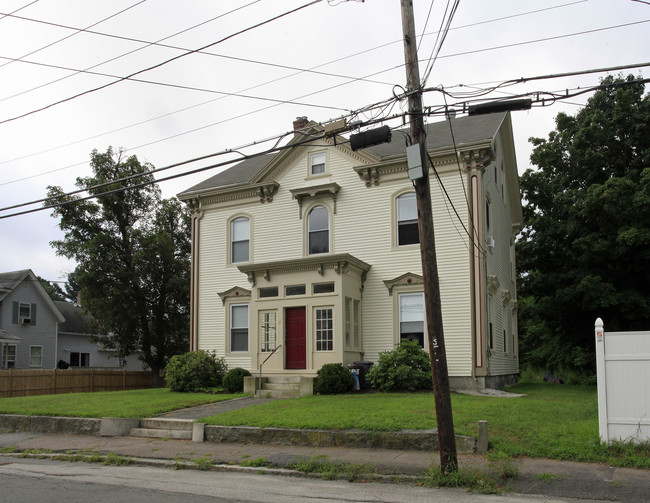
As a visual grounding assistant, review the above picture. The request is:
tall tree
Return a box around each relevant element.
[517,75,650,374]
[46,147,190,380]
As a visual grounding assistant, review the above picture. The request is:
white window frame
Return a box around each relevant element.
[2,344,16,369]
[230,216,250,264]
[315,307,334,351]
[259,310,277,353]
[229,303,250,353]
[307,205,330,255]
[70,352,90,367]
[396,192,419,246]
[398,292,426,348]
[29,345,43,367]
[309,152,327,176]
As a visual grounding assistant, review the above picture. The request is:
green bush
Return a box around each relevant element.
[314,363,356,395]
[367,339,432,392]
[165,350,227,392]
[222,367,251,393]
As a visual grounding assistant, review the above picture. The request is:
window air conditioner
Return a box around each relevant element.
[20,316,31,324]
[486,236,495,249]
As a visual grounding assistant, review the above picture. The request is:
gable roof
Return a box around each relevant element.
[177,112,509,200]
[0,269,66,323]
[55,301,97,335]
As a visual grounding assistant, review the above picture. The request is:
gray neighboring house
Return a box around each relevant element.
[55,301,145,371]
[0,269,65,369]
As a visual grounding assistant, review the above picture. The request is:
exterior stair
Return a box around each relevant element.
[129,418,194,440]
[257,376,301,398]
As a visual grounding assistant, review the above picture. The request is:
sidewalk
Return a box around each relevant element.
[0,398,648,502]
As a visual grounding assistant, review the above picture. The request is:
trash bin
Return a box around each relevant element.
[353,360,374,390]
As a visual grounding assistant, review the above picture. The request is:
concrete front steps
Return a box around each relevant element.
[245,375,314,398]
[130,418,195,440]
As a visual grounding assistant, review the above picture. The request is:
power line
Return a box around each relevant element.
[0,54,351,112]
[0,0,323,125]
[0,0,605,180]
[0,1,146,71]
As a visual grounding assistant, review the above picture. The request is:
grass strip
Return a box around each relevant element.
[0,388,245,419]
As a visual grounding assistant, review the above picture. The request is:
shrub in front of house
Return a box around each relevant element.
[314,362,356,395]
[165,350,228,392]
[367,339,432,392]
[222,367,252,393]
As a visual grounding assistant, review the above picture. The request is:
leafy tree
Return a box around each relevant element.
[37,276,70,302]
[517,75,650,374]
[46,147,191,382]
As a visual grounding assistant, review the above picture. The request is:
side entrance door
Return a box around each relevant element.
[285,307,306,369]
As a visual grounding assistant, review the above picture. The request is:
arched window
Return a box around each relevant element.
[231,217,249,263]
[308,205,329,254]
[397,193,419,245]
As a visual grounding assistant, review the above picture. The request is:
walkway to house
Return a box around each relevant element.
[157,396,278,420]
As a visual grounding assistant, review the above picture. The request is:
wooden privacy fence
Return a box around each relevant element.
[0,369,156,398]
[595,318,650,444]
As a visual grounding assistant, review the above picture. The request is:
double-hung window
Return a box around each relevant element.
[29,346,43,367]
[310,152,326,175]
[230,304,249,352]
[397,193,419,245]
[308,206,329,254]
[2,345,16,368]
[231,217,250,263]
[399,292,425,347]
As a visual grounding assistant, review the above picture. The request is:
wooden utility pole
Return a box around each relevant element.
[400,0,457,473]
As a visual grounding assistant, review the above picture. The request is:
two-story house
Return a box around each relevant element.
[177,111,522,390]
[0,269,65,369]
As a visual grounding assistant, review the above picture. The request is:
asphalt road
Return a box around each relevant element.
[0,455,606,503]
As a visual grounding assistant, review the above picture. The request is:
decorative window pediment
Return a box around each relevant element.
[383,272,423,295]
[218,286,251,305]
[290,183,340,218]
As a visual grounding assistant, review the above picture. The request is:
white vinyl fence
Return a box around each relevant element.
[595,318,650,444]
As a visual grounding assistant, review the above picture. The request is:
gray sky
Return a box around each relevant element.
[1,0,648,285]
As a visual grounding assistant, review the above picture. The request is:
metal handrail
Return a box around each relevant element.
[258,345,282,397]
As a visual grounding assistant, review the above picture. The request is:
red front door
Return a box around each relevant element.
[285,307,306,369]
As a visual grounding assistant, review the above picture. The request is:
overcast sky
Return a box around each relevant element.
[1,0,648,285]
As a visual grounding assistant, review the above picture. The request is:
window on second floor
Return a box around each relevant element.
[308,205,329,254]
[397,193,419,246]
[231,217,250,263]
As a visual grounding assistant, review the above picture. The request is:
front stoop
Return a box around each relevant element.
[130,418,194,440]
[245,376,314,398]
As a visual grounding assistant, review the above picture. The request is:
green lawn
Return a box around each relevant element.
[0,384,646,468]
[201,384,649,468]
[0,388,245,419]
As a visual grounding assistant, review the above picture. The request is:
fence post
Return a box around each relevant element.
[53,368,57,394]
[595,317,608,444]
[90,368,94,393]
[8,368,13,398]
[122,368,126,390]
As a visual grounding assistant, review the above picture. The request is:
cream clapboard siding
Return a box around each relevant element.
[195,142,474,375]
[484,130,519,376]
